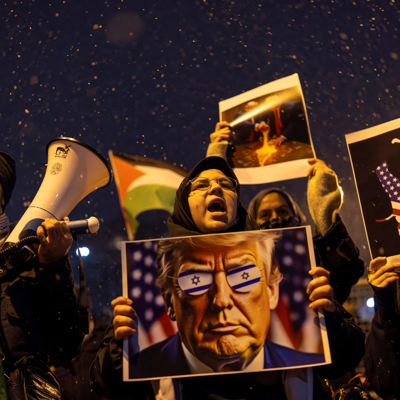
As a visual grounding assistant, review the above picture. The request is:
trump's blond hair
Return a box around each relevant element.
[156,230,282,293]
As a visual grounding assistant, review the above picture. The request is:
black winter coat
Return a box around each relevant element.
[0,252,82,373]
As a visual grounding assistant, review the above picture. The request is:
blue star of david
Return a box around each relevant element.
[191,275,201,285]
[241,272,250,280]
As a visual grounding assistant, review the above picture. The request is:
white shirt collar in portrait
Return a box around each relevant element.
[181,341,265,374]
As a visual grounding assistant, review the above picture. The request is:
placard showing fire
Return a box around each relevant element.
[219,74,315,184]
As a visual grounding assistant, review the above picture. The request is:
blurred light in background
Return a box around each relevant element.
[366,297,375,308]
[105,12,144,46]
[77,247,90,257]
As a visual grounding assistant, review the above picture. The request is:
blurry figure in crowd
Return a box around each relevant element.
[0,151,83,399]
[208,122,365,305]
[91,156,365,400]
[364,256,400,399]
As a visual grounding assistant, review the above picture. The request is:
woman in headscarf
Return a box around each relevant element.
[167,156,259,237]
[247,186,364,305]
[91,156,364,400]
[248,187,306,229]
[91,157,261,399]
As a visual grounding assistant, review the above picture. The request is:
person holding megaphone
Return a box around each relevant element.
[0,150,84,400]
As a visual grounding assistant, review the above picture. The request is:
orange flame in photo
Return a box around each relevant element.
[256,129,277,166]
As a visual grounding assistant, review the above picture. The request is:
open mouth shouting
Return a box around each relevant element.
[207,198,226,215]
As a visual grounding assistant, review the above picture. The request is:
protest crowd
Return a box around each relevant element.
[0,114,398,400]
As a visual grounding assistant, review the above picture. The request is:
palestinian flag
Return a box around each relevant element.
[109,151,187,239]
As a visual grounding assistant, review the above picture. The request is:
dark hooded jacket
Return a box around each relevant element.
[248,187,364,305]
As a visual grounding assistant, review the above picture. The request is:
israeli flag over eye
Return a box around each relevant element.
[226,264,261,293]
[178,269,213,296]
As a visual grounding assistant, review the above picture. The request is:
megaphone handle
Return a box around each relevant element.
[65,217,100,236]
[75,236,89,335]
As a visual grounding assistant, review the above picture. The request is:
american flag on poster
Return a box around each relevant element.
[126,241,177,349]
[269,228,313,352]
[345,119,400,259]
[375,161,400,235]
[125,228,317,355]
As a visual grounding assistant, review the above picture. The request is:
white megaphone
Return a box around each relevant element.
[5,137,113,245]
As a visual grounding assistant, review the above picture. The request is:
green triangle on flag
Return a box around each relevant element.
[109,151,187,239]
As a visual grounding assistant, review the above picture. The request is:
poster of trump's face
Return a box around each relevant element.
[122,227,330,381]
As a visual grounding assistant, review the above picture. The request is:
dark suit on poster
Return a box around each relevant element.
[128,333,325,379]
[265,100,309,144]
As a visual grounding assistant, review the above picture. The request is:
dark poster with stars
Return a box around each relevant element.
[121,227,329,381]
[346,119,400,259]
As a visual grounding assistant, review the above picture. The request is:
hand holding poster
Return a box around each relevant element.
[218,74,315,184]
[121,227,330,381]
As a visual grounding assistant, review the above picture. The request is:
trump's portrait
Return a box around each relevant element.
[125,230,328,380]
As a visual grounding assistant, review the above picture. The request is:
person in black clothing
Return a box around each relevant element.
[364,256,400,400]
[91,156,365,400]
[0,151,83,399]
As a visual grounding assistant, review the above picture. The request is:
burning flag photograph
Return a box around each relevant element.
[346,118,400,259]
[219,74,315,184]
[121,227,330,381]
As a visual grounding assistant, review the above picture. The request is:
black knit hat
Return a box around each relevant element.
[0,151,16,211]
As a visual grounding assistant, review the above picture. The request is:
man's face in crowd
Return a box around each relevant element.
[188,169,238,234]
[165,241,279,372]
[256,192,294,227]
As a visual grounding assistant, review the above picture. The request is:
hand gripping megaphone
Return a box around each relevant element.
[5,137,113,246]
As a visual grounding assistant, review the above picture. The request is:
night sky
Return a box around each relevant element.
[2,0,400,319]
